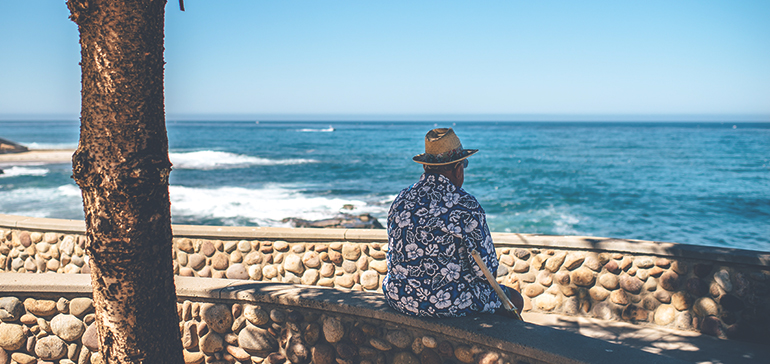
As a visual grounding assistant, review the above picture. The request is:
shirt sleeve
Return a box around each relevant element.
[461,200,502,312]
[458,195,498,278]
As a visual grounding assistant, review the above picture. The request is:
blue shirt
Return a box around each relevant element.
[382,173,501,317]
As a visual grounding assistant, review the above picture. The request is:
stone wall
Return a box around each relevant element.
[0,293,526,364]
[1,274,672,364]
[1,215,769,346]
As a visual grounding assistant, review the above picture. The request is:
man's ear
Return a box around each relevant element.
[454,162,463,176]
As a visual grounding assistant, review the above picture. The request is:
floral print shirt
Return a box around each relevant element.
[382,173,501,317]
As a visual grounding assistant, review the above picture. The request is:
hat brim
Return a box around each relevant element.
[413,149,478,166]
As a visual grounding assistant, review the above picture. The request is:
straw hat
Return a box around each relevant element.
[413,128,478,165]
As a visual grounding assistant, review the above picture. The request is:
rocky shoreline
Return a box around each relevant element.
[282,214,384,229]
[0,138,28,154]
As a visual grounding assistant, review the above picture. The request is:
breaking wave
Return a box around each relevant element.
[170,151,318,170]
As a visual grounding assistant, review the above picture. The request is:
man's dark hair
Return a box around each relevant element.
[424,161,462,172]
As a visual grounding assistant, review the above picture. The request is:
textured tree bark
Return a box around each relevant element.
[67,0,183,363]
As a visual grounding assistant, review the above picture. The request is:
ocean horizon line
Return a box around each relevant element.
[2,113,769,123]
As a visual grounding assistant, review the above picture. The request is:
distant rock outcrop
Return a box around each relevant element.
[0,138,28,154]
[282,213,384,229]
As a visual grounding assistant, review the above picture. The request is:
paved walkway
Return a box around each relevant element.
[522,312,769,363]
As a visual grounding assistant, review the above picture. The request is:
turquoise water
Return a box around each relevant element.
[1,120,768,251]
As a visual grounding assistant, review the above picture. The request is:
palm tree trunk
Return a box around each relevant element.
[67,0,183,362]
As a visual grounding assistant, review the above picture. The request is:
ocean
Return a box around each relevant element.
[1,120,768,252]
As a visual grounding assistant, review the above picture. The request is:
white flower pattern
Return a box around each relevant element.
[429,289,453,309]
[405,243,424,260]
[443,192,460,208]
[396,211,412,228]
[400,296,419,314]
[382,173,501,317]
[440,262,461,282]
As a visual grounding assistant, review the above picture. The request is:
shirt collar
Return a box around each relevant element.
[422,172,456,187]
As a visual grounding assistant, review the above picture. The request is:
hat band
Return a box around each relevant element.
[422,146,465,164]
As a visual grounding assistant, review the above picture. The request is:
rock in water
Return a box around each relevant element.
[282,214,384,229]
[0,138,29,154]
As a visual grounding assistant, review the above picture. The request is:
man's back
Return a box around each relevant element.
[382,172,501,317]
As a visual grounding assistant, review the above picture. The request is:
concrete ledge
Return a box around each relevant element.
[212,282,662,364]
[1,213,767,267]
[0,214,86,234]
[0,272,93,296]
[0,273,688,364]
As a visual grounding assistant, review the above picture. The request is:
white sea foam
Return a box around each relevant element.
[56,184,82,197]
[534,206,582,235]
[0,185,80,201]
[490,206,582,235]
[297,126,335,132]
[24,142,78,150]
[169,151,318,170]
[0,185,84,219]
[380,194,398,205]
[554,213,581,235]
[169,185,387,227]
[0,166,49,178]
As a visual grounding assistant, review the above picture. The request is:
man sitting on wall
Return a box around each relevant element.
[382,128,523,318]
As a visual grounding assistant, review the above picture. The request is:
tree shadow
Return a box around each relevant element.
[523,312,769,364]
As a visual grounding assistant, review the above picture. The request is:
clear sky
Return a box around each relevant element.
[1,0,769,121]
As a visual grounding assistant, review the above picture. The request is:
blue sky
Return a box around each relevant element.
[1,0,768,121]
